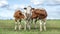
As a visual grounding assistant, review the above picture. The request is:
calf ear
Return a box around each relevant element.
[31,8,35,11]
[24,8,27,10]
[19,12,22,15]
[32,8,35,10]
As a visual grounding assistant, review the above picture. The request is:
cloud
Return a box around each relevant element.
[8,4,26,10]
[30,0,44,5]
[13,5,19,9]
[0,10,14,19]
[14,4,25,9]
[0,0,8,8]
[30,0,60,6]
[54,0,60,3]
[46,0,60,6]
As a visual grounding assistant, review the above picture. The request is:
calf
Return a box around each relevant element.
[13,9,26,30]
[31,8,47,31]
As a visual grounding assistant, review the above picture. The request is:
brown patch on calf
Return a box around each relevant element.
[14,10,25,20]
[31,8,47,19]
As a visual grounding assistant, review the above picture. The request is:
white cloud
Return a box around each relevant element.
[9,4,25,10]
[0,10,14,19]
[19,5,25,9]
[55,0,60,2]
[54,0,60,5]
[30,0,44,5]
[0,0,8,7]
[13,5,19,9]
[46,0,60,6]
[7,4,27,11]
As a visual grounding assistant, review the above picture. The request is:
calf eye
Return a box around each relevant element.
[24,8,27,10]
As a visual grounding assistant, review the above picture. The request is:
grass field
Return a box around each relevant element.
[0,20,60,34]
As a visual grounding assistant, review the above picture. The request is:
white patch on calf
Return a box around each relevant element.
[39,20,42,31]
[26,6,31,14]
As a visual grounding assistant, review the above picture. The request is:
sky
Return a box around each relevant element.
[0,0,60,19]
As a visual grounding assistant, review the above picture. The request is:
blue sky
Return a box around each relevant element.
[0,0,60,19]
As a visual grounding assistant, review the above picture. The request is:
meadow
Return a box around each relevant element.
[0,19,60,34]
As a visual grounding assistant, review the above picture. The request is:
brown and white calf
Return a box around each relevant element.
[13,9,27,30]
[31,8,47,31]
[24,6,32,30]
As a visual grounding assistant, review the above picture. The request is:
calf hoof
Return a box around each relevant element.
[40,30,42,32]
[14,30,17,31]
[24,29,26,31]
[44,30,46,31]
[29,28,31,30]
[18,29,21,31]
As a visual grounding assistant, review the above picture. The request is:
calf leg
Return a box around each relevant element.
[27,21,31,30]
[17,19,21,30]
[28,23,31,30]
[24,20,27,30]
[33,19,37,28]
[33,19,35,24]
[42,18,46,31]
[43,22,46,31]
[14,22,17,31]
[39,20,42,32]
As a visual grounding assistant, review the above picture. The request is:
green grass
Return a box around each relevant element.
[0,20,60,34]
